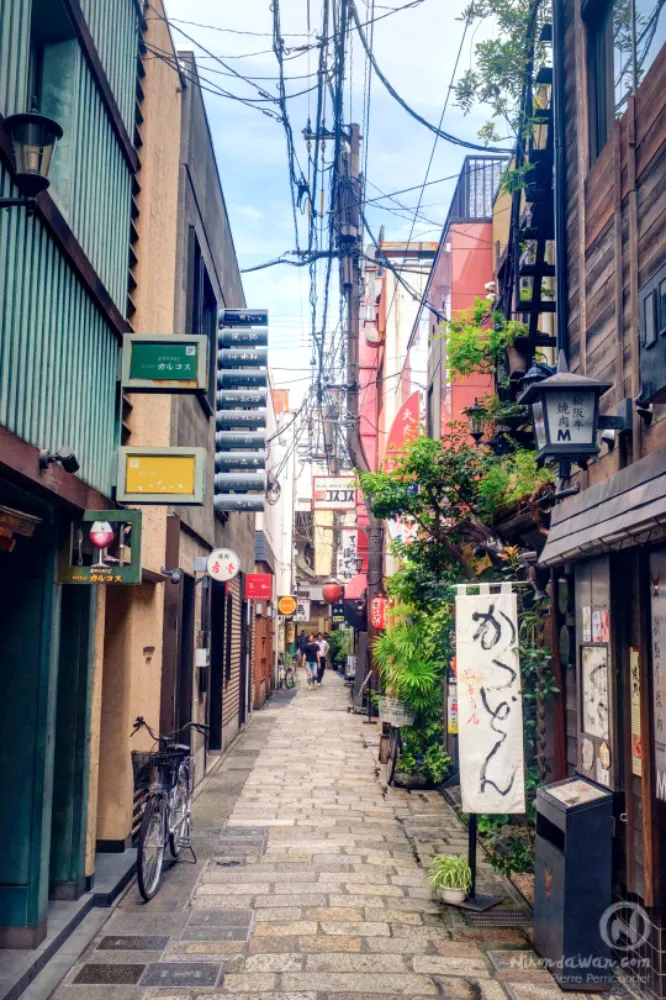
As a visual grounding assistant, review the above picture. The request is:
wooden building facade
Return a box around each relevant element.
[540,1,666,993]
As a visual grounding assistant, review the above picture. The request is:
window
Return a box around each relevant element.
[586,0,666,163]
[644,289,657,347]
[186,226,218,412]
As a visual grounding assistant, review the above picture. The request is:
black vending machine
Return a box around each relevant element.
[534,777,613,991]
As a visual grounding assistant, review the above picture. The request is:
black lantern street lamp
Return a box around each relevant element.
[465,398,485,445]
[519,351,614,467]
[0,111,63,209]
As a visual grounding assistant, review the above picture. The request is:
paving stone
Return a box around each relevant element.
[219,973,278,991]
[186,909,254,928]
[247,937,301,954]
[254,908,303,922]
[297,935,362,953]
[253,921,318,937]
[197,883,271,895]
[74,964,145,985]
[319,921,391,937]
[452,928,528,946]
[181,926,252,942]
[304,953,408,972]
[98,936,169,951]
[253,894,327,908]
[281,972,438,994]
[191,994,316,1000]
[363,938,435,955]
[243,953,303,972]
[140,962,222,987]
[171,941,246,955]
[364,908,422,925]
[303,907,362,921]
[412,955,491,977]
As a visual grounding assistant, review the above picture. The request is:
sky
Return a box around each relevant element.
[161,0,496,401]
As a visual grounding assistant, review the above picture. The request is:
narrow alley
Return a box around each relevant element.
[51,674,570,1000]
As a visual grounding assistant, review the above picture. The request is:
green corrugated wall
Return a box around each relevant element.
[0,165,119,496]
[79,0,139,134]
[0,0,139,496]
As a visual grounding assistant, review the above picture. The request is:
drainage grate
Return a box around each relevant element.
[214,860,244,867]
[466,907,531,927]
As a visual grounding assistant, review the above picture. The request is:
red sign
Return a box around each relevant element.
[383,391,420,472]
[245,573,273,601]
[370,596,388,630]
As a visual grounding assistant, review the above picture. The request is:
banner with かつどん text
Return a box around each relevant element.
[456,588,525,814]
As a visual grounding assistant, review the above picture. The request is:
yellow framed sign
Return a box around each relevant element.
[116,447,207,505]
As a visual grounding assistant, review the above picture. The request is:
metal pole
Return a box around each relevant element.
[468,813,477,900]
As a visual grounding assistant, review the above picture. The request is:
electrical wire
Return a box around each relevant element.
[349,1,511,153]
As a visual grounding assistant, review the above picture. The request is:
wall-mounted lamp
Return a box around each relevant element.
[464,398,486,445]
[0,111,63,210]
[39,445,80,474]
[161,567,183,585]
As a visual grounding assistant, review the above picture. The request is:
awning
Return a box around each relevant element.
[539,446,666,566]
[344,572,367,599]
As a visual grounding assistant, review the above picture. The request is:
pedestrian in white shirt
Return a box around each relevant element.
[316,632,329,685]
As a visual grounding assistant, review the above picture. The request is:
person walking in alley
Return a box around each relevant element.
[298,630,308,666]
[316,632,329,685]
[304,634,320,689]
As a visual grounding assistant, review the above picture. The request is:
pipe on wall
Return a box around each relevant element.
[552,0,570,358]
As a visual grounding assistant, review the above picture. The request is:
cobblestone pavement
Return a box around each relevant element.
[52,671,583,1000]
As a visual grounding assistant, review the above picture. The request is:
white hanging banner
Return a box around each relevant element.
[337,528,358,583]
[456,588,526,814]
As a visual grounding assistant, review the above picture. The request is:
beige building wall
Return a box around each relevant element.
[314,510,334,577]
[92,3,183,849]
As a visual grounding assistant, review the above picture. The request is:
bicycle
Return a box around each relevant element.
[277,657,297,689]
[130,716,209,901]
[377,697,414,786]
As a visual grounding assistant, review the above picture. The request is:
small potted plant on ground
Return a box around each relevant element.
[427,854,472,905]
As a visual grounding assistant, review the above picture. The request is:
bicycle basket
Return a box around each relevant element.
[131,750,183,791]
[377,696,414,727]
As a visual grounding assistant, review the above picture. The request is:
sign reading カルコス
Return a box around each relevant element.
[313,475,356,510]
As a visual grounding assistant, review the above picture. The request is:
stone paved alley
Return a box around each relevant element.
[52,673,586,1000]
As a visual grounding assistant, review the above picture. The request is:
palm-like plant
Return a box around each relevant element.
[372,607,439,713]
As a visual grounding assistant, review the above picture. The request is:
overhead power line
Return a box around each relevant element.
[349,1,512,154]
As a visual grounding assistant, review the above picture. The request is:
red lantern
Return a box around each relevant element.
[370,595,388,630]
[323,580,343,604]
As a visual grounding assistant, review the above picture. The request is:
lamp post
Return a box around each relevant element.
[0,111,63,209]
[519,351,629,478]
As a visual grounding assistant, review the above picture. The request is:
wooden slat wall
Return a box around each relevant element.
[563,1,666,913]
[222,576,242,733]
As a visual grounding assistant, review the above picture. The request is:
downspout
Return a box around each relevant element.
[552,0,569,358]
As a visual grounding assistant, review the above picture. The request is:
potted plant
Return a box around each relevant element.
[427,854,472,905]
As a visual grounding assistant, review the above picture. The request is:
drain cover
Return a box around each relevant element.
[214,860,243,867]
[466,907,531,927]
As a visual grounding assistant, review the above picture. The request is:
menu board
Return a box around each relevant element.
[546,779,609,807]
[649,551,666,800]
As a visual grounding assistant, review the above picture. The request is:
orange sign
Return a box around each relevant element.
[278,595,297,616]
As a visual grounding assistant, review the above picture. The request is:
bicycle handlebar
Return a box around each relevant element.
[131,716,210,744]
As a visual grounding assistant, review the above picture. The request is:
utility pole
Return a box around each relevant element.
[338,123,384,706]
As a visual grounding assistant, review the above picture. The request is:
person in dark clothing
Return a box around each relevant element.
[304,634,320,689]
[316,632,329,684]
[298,631,308,665]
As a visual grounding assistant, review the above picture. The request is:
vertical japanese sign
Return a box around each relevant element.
[456,587,525,814]
[649,551,666,799]
[337,528,358,582]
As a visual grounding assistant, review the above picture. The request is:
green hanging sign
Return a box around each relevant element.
[121,334,209,392]
[58,510,143,585]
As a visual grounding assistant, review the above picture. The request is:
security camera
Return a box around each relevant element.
[56,445,80,473]
[161,567,183,585]
[600,428,616,450]
[39,445,80,474]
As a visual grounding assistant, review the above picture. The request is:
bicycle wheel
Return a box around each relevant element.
[385,727,401,786]
[137,795,167,901]
[169,761,190,857]
[284,667,296,689]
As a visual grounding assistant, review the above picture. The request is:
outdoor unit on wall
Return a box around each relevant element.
[214,309,269,513]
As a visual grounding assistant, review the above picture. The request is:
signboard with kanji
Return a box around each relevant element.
[245,573,273,600]
[117,447,207,505]
[337,528,358,582]
[370,595,388,630]
[121,334,209,392]
[58,510,142,585]
[650,551,666,800]
[207,549,240,582]
[456,587,525,814]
